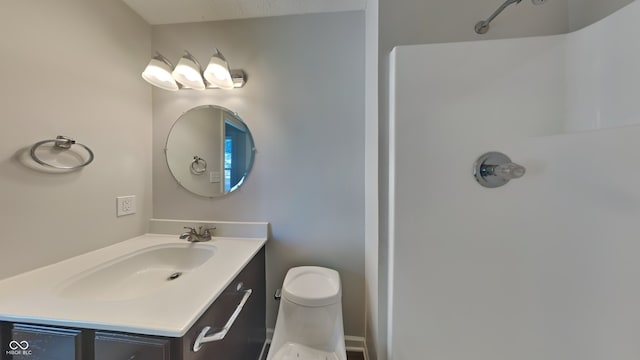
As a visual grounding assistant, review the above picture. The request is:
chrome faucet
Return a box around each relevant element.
[179,226,216,242]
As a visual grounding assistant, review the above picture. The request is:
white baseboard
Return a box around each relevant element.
[265,329,368,360]
[346,335,369,359]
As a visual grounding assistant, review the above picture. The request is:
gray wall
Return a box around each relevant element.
[365,1,380,358]
[568,0,636,31]
[380,0,569,50]
[0,0,152,279]
[151,12,366,336]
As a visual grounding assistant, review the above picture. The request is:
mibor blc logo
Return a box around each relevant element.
[6,340,32,356]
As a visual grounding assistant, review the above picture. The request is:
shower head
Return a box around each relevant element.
[475,0,547,34]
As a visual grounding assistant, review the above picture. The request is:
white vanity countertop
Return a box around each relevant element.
[0,230,267,337]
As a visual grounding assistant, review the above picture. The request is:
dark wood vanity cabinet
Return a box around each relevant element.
[2,324,86,360]
[1,247,265,360]
[176,246,266,360]
[94,332,172,360]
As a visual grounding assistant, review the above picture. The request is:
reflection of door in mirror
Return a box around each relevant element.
[224,115,249,192]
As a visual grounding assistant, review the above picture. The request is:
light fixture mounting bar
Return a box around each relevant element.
[205,70,246,89]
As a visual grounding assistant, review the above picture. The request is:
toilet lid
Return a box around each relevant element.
[282,266,341,307]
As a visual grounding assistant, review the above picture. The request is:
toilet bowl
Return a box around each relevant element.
[267,266,347,360]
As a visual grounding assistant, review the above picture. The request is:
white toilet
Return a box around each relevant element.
[267,266,347,360]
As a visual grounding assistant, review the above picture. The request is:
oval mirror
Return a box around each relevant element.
[165,105,256,198]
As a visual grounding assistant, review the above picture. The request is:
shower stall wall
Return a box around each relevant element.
[388,1,640,359]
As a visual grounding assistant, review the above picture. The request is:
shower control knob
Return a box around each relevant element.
[473,152,526,188]
[493,163,526,180]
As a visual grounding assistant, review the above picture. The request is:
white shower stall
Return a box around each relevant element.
[388,1,640,359]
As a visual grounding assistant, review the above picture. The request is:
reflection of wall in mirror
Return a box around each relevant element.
[168,108,224,196]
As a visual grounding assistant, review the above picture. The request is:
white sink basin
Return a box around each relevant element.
[0,227,268,337]
[57,243,216,301]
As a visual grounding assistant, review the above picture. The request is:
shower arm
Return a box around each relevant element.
[475,0,522,34]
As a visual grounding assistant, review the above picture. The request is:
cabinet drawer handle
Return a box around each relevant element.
[193,288,253,352]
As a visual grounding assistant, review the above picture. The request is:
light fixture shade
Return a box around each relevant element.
[172,51,206,90]
[203,49,234,89]
[141,53,179,91]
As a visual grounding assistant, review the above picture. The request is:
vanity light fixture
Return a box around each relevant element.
[141,53,179,91]
[141,49,246,91]
[203,49,234,89]
[172,51,206,90]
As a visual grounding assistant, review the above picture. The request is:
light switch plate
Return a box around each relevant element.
[210,171,221,183]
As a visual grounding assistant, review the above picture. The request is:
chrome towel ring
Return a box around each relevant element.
[30,135,94,170]
[191,155,207,175]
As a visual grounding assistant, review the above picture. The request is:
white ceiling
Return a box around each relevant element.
[121,0,367,24]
